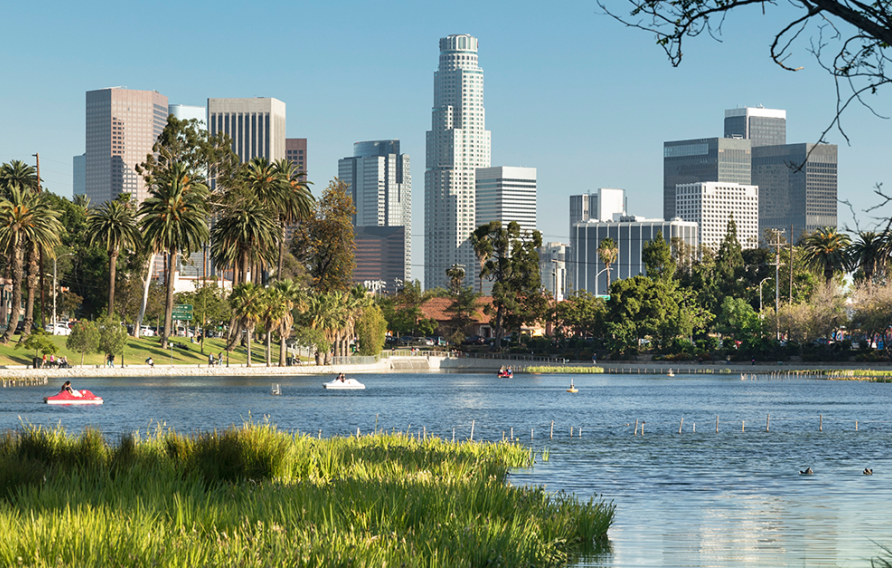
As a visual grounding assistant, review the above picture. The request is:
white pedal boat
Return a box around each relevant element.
[322,377,365,390]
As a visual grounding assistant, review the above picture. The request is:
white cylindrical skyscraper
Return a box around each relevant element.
[425,34,491,291]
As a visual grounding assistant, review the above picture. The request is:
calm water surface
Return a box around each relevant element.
[2,372,891,567]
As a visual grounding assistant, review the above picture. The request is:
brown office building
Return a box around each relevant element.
[353,226,407,294]
[85,87,168,205]
[286,138,307,178]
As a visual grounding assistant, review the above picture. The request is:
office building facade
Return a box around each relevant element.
[752,143,838,240]
[475,166,537,234]
[339,140,412,282]
[85,87,168,205]
[286,138,307,177]
[207,98,286,163]
[724,107,786,147]
[663,137,751,221]
[570,217,698,296]
[425,34,491,291]
[539,242,568,302]
[353,226,407,295]
[675,182,759,250]
[73,153,86,196]
[169,104,206,125]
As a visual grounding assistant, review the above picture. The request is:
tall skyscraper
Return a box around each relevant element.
[85,87,168,205]
[339,139,412,284]
[286,138,307,177]
[425,34,491,292]
[724,107,786,147]
[72,153,85,196]
[752,143,838,240]
[207,98,286,163]
[475,166,537,234]
[663,137,751,220]
[675,182,760,250]
[539,242,568,302]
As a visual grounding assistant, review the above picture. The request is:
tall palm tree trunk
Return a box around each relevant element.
[108,248,119,317]
[245,328,252,367]
[135,253,156,338]
[161,248,178,349]
[277,222,286,280]
[265,327,272,366]
[21,242,39,338]
[279,331,288,367]
[0,247,24,344]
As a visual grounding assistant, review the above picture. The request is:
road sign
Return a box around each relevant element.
[172,304,194,321]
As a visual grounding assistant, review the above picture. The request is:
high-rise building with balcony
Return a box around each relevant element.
[339,139,412,285]
[425,34,491,291]
[85,87,168,205]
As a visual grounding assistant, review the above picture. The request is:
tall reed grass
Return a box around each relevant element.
[0,421,614,567]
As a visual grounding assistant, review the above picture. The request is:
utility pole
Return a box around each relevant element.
[33,153,47,329]
[789,223,794,304]
[769,229,786,341]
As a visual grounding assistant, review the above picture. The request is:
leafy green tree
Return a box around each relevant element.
[0,186,63,343]
[97,315,129,365]
[801,227,852,284]
[356,303,387,356]
[715,297,760,341]
[138,163,209,349]
[15,329,57,359]
[554,290,608,338]
[445,286,482,343]
[66,320,100,366]
[86,195,141,317]
[230,282,266,367]
[291,179,356,293]
[472,221,547,350]
[641,232,675,280]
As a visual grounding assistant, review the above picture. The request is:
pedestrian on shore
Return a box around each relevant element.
[209,353,215,366]
[592,352,597,365]
[218,352,223,366]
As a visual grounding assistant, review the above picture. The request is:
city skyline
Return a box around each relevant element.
[3,1,891,287]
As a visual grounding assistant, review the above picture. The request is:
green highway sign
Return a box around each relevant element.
[172,304,194,321]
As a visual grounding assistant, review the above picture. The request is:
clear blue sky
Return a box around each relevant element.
[2,0,890,285]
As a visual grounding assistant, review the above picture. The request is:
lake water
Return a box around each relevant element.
[2,372,891,567]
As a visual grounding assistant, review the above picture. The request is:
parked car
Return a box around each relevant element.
[427,336,449,346]
[412,337,434,346]
[140,326,155,337]
[398,336,414,346]
[462,335,485,345]
[45,323,71,336]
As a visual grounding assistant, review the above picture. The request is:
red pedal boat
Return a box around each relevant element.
[44,390,103,405]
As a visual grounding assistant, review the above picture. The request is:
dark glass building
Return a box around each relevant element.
[752,143,838,241]
[352,226,407,295]
[663,138,752,221]
[724,107,786,148]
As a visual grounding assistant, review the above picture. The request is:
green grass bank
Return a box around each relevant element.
[525,366,606,374]
[0,422,614,567]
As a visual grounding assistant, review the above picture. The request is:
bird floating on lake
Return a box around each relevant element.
[799,467,814,475]
[864,468,873,475]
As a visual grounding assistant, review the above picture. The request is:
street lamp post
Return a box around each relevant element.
[594,266,612,297]
[52,253,76,334]
[758,277,771,319]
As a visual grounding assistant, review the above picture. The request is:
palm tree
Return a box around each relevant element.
[304,292,344,365]
[0,186,63,343]
[259,286,291,366]
[272,159,314,279]
[230,282,265,367]
[86,197,141,316]
[0,161,39,198]
[138,163,209,349]
[849,230,886,283]
[274,279,306,366]
[801,227,852,284]
[597,237,619,289]
[240,158,289,284]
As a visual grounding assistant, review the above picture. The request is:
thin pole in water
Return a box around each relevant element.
[679,417,684,434]
[550,420,554,440]
[470,420,475,441]
[641,422,644,435]
[634,419,639,436]
[766,414,770,432]
[579,427,582,438]
[716,415,719,433]
[693,422,696,433]
[820,414,823,432]
[531,428,534,440]
[453,428,456,443]
[318,429,322,439]
[742,421,745,432]
[570,426,574,437]
[510,427,513,441]
[856,420,859,431]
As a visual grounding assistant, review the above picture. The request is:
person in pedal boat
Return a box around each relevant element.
[61,381,83,397]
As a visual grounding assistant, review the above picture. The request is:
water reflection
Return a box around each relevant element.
[2,373,891,567]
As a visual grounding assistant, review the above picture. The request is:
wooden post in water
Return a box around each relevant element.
[470,420,475,441]
[453,428,456,442]
[423,426,427,440]
[318,429,322,439]
[820,414,823,432]
[716,415,719,433]
[579,427,582,437]
[550,420,554,440]
[766,414,770,432]
[502,431,505,441]
[679,418,684,434]
[641,421,644,435]
[357,427,360,437]
[531,428,534,440]
[634,419,639,436]
[693,422,696,433]
[742,421,745,432]
[856,420,858,431]
[570,426,574,437]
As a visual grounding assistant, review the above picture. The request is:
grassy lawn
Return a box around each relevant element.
[0,335,305,367]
